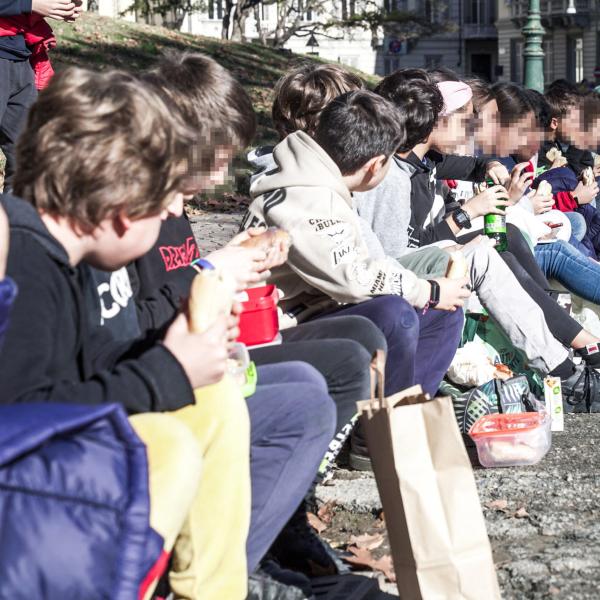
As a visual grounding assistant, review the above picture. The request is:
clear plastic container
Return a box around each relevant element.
[468,411,551,468]
[227,343,257,398]
[227,343,250,387]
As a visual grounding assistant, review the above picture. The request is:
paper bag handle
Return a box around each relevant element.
[369,349,386,408]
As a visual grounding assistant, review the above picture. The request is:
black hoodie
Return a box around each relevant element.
[0,194,194,412]
[401,151,488,248]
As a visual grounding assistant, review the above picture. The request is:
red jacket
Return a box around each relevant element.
[554,191,578,212]
[0,14,55,89]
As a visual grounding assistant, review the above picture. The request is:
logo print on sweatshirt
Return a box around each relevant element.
[98,267,133,323]
[159,236,200,272]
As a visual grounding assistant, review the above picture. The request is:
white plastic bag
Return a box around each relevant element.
[447,341,497,387]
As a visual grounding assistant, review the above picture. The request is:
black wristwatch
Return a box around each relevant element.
[452,207,472,230]
[427,279,440,309]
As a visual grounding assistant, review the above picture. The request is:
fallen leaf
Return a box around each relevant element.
[514,507,529,519]
[349,532,384,551]
[343,546,396,582]
[374,554,396,583]
[317,500,337,525]
[306,512,327,534]
[485,499,508,511]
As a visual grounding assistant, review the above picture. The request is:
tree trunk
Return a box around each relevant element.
[222,0,234,39]
[230,4,247,41]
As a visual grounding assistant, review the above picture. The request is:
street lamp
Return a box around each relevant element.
[522,0,546,92]
[566,0,577,14]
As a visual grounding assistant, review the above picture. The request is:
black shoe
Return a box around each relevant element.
[348,425,373,472]
[270,506,349,578]
[562,364,600,413]
[256,558,315,598]
[575,343,600,369]
[246,569,314,600]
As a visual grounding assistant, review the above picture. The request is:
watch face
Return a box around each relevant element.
[454,209,471,229]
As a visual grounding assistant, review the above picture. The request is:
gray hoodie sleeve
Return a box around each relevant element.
[353,159,413,259]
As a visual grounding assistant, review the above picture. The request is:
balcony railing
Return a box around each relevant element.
[511,0,591,19]
[462,23,497,38]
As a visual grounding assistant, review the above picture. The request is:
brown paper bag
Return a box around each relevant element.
[357,351,500,600]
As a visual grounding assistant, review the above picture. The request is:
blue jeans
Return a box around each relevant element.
[535,240,600,304]
[315,295,464,397]
[246,361,336,571]
[566,211,587,242]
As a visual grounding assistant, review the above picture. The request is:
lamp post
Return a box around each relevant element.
[522,0,546,91]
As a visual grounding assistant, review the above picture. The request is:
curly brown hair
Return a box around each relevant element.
[13,67,196,232]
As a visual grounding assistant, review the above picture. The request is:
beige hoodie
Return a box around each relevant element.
[243,131,431,321]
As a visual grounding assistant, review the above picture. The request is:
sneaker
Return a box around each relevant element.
[246,570,314,600]
[575,343,600,369]
[270,507,349,578]
[561,364,600,413]
[259,558,314,598]
[348,424,372,472]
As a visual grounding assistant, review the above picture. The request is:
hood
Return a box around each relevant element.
[400,151,429,175]
[394,155,417,177]
[247,145,276,187]
[1,193,70,266]
[250,131,351,205]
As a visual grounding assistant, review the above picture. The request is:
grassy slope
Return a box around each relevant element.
[52,14,378,148]
[4,14,376,204]
[46,14,378,206]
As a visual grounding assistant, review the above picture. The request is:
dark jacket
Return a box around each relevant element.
[128,214,198,333]
[0,276,16,349]
[0,193,194,412]
[0,0,30,60]
[0,401,164,598]
[538,140,594,176]
[401,150,488,248]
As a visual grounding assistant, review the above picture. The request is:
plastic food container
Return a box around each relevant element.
[227,343,257,398]
[468,411,551,468]
[237,285,279,346]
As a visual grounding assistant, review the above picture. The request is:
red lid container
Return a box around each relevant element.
[237,285,280,346]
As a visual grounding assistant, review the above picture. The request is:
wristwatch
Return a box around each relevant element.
[424,279,441,313]
[451,207,472,230]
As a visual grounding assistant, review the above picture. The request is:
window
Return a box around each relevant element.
[543,38,554,85]
[510,38,524,84]
[341,0,357,19]
[384,0,407,13]
[567,35,584,83]
[208,0,223,20]
[425,54,442,69]
[425,0,436,22]
[384,57,401,75]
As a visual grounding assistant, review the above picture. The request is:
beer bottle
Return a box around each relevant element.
[484,213,508,252]
[483,178,508,252]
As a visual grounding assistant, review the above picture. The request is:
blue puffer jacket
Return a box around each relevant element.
[0,402,163,599]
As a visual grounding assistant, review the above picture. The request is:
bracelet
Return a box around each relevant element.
[191,258,215,271]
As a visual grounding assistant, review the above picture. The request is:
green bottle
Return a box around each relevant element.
[484,211,508,252]
[483,178,508,252]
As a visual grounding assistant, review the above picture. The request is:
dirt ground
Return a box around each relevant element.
[191,211,600,600]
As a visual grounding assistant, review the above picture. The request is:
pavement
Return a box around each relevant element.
[317,415,600,599]
[191,211,600,600]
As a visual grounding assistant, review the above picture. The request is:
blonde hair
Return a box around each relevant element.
[13,67,196,231]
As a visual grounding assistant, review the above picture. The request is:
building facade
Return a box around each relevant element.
[496,0,600,86]
[378,0,498,79]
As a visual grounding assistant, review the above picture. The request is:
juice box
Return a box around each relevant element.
[543,376,564,432]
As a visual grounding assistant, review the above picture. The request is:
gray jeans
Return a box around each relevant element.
[464,240,569,374]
